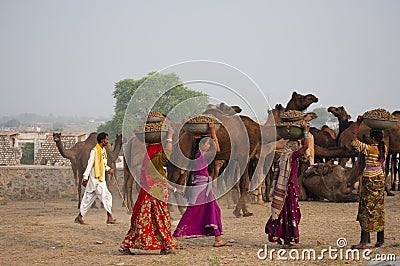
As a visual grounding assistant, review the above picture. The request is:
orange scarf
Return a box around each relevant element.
[94,143,107,182]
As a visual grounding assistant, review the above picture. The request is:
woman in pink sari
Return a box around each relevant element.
[265,121,309,248]
[173,123,230,247]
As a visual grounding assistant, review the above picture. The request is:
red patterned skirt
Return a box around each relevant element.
[122,188,176,250]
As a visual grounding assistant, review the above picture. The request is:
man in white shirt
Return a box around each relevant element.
[75,132,117,225]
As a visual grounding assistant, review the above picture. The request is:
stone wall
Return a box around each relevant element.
[0,135,21,166]
[0,166,125,200]
[0,166,75,200]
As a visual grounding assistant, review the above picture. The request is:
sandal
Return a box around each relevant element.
[243,212,253,217]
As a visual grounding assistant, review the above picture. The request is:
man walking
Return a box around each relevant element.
[75,132,117,225]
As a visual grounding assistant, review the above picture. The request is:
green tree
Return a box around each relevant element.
[21,143,34,165]
[98,72,209,137]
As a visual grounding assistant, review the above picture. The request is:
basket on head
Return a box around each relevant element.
[144,110,164,123]
[135,120,168,143]
[362,108,398,129]
[182,114,221,135]
[280,110,305,122]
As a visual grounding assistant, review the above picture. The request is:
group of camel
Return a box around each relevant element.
[53,91,400,218]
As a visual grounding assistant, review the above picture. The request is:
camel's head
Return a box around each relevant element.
[288,91,318,111]
[53,132,61,142]
[266,104,285,124]
[218,102,242,115]
[328,106,351,121]
[205,102,241,116]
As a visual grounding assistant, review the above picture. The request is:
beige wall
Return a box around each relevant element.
[0,166,125,200]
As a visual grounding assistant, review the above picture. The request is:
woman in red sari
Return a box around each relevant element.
[120,126,177,255]
[265,121,309,248]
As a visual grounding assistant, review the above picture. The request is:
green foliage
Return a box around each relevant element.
[98,72,209,137]
[21,142,34,165]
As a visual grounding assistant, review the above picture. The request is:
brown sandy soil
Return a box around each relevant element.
[1,191,399,266]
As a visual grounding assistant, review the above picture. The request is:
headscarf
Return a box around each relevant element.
[94,143,107,182]
[271,140,299,218]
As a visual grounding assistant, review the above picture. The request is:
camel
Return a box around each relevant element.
[327,106,352,140]
[302,156,362,202]
[303,117,378,202]
[285,91,318,111]
[122,136,144,212]
[387,111,400,191]
[198,104,261,217]
[53,132,97,200]
[309,127,336,163]
[321,125,337,140]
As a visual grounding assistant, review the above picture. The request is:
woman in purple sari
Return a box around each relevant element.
[173,123,229,247]
[265,121,309,248]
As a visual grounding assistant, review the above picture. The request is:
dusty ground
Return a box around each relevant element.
[1,190,399,266]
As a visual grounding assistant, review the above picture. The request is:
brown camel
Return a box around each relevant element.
[309,127,337,163]
[201,103,260,217]
[53,132,97,200]
[321,125,337,140]
[302,154,363,202]
[122,136,144,212]
[327,106,352,139]
[285,91,318,111]
[387,111,400,191]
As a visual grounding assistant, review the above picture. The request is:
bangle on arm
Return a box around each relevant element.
[303,131,309,138]
[166,138,172,143]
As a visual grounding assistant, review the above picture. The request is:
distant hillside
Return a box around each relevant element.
[0,113,111,133]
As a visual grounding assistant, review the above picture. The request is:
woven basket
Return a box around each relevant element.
[183,122,221,135]
[135,130,168,143]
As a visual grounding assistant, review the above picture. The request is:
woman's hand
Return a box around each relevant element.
[209,123,216,133]
[300,120,308,131]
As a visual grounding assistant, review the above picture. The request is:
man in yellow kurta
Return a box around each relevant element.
[75,132,117,225]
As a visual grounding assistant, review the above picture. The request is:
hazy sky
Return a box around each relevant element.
[1,0,399,119]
